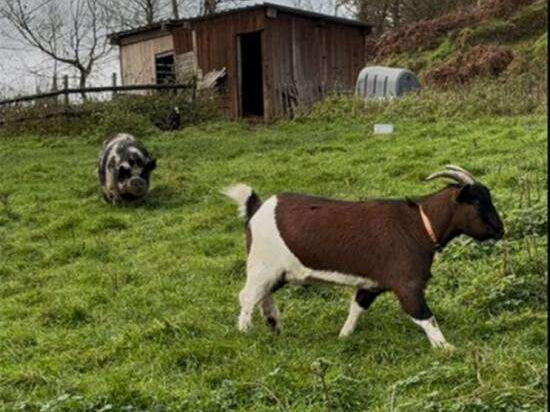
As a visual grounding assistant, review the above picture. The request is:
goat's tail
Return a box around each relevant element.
[222,183,262,220]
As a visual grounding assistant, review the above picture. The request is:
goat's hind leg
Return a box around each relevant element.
[259,294,281,333]
[260,274,286,332]
[238,264,280,332]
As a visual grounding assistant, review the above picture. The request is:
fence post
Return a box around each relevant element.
[112,73,117,99]
[191,76,197,104]
[63,75,69,106]
[51,75,58,106]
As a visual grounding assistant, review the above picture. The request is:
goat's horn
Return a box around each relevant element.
[425,170,474,186]
[445,164,476,182]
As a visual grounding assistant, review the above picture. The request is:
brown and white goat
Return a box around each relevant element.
[223,165,504,349]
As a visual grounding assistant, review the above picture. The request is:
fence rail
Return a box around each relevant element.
[0,79,196,107]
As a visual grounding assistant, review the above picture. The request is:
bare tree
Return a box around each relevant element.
[289,0,344,15]
[105,0,162,27]
[398,0,477,24]
[337,0,391,32]
[171,0,180,19]
[105,0,201,27]
[200,0,243,16]
[0,0,114,95]
[339,0,476,33]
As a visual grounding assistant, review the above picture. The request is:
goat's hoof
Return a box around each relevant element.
[434,342,456,352]
[443,343,456,352]
[266,317,281,334]
[238,323,251,333]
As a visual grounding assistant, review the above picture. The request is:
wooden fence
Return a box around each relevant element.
[0,76,197,126]
[0,75,196,107]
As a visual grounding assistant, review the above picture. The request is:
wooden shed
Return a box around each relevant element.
[110,3,371,120]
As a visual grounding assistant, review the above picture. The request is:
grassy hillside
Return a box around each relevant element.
[0,104,546,410]
[0,1,547,409]
[369,0,547,88]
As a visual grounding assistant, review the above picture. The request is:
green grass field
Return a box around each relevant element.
[0,109,547,411]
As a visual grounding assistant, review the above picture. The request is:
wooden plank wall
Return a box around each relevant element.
[120,33,174,87]
[172,28,192,53]
[173,10,266,118]
[264,12,367,118]
[171,9,367,120]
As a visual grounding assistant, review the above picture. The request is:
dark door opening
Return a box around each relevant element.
[239,31,264,117]
[155,52,175,85]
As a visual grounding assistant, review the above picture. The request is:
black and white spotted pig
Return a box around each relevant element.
[98,133,156,204]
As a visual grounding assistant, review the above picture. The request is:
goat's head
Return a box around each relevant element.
[426,165,504,241]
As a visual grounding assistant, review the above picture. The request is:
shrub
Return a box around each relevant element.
[425,45,515,85]
[509,0,548,38]
[468,19,516,43]
[430,37,455,62]
[368,0,535,59]
[298,70,546,123]
[0,90,224,139]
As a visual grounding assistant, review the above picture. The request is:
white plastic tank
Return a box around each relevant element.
[356,66,421,99]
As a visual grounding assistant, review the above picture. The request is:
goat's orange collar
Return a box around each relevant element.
[419,206,441,251]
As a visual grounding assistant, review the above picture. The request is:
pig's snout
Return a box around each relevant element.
[128,177,148,197]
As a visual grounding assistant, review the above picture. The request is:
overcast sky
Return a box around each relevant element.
[0,0,347,97]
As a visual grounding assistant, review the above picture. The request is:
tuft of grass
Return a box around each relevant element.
[509,0,548,37]
[0,98,546,410]
[469,18,516,43]
[430,37,455,62]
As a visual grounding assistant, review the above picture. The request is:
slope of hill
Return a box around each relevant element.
[368,0,547,87]
[0,2,547,410]
[0,113,546,411]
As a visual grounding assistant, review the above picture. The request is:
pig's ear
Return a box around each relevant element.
[145,158,156,171]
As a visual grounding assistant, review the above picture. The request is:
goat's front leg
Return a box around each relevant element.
[395,286,455,350]
[339,288,383,338]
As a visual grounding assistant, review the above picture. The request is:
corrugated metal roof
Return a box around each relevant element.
[109,2,371,44]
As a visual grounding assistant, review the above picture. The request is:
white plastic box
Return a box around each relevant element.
[374,124,394,134]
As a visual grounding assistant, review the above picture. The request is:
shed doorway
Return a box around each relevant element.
[238,31,264,117]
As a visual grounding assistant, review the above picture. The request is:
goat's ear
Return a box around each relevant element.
[456,185,474,203]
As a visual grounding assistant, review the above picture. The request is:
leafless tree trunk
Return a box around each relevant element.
[203,0,217,15]
[172,0,180,19]
[290,0,341,15]
[105,0,162,27]
[0,0,114,100]
[200,0,243,16]
[357,0,369,22]
[340,0,475,33]
[391,0,400,27]
[106,0,200,26]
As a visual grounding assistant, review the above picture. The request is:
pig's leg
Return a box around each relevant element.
[106,158,121,204]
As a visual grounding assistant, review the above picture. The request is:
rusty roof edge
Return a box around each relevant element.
[262,2,371,29]
[108,20,187,45]
[108,2,371,44]
[187,3,371,28]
